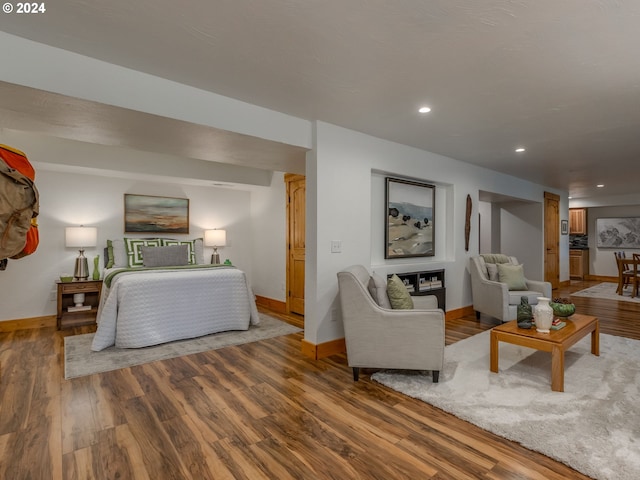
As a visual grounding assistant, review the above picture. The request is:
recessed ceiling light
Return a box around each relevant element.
[597,184,604,188]
[568,196,573,199]
[515,147,525,153]
[418,106,431,113]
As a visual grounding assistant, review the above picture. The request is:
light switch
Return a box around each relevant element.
[331,240,342,253]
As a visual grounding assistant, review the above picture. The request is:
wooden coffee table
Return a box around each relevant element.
[490,313,599,392]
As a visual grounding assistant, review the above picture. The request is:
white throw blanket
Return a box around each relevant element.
[92,267,260,351]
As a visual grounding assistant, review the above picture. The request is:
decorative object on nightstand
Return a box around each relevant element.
[65,226,97,280]
[92,255,100,280]
[204,229,226,264]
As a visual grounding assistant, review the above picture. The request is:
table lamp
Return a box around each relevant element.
[65,226,97,280]
[204,229,226,264]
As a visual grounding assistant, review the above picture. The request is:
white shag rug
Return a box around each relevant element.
[572,282,640,303]
[64,313,302,379]
[372,329,640,480]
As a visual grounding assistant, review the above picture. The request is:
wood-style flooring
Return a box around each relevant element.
[1,280,638,479]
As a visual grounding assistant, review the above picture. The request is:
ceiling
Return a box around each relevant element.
[1,0,640,202]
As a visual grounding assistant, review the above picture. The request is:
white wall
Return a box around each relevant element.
[500,202,543,279]
[478,200,491,253]
[249,172,287,302]
[305,122,566,345]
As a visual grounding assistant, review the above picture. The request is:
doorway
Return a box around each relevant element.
[544,192,560,289]
[285,174,305,317]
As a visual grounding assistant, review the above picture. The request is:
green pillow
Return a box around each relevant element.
[161,239,196,264]
[497,263,528,291]
[124,238,163,267]
[106,239,115,269]
[387,274,414,309]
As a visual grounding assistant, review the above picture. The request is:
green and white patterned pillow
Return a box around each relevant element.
[161,239,196,264]
[124,238,163,267]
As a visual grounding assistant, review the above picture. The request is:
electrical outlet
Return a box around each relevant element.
[49,290,57,301]
[330,240,342,253]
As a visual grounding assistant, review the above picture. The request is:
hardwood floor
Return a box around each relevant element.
[1,280,638,479]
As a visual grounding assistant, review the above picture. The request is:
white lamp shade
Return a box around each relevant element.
[204,229,226,247]
[65,226,97,248]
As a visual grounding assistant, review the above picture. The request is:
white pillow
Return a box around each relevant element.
[486,263,499,281]
[111,239,127,268]
[193,238,204,264]
[368,272,392,309]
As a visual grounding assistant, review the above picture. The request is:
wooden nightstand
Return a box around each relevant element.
[56,279,103,330]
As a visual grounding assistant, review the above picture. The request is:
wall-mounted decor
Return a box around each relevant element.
[465,194,472,251]
[385,177,435,259]
[561,220,569,235]
[596,217,640,248]
[124,194,189,234]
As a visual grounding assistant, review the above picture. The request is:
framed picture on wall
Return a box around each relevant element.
[385,177,435,259]
[124,194,189,234]
[596,217,640,248]
[561,220,569,235]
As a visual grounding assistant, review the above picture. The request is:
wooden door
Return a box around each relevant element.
[285,174,305,316]
[544,192,560,289]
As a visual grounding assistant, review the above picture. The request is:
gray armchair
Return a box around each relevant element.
[469,254,552,323]
[337,265,445,382]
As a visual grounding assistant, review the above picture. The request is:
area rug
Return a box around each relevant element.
[371,330,640,480]
[572,282,640,303]
[64,313,302,379]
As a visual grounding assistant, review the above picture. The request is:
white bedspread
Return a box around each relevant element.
[91,267,260,351]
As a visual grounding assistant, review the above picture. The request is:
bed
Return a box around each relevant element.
[90,239,260,351]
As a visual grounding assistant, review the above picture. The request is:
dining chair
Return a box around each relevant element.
[632,254,640,298]
[614,252,634,295]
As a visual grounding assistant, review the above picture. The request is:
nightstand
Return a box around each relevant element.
[56,279,103,330]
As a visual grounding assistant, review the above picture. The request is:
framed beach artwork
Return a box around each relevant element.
[596,217,640,248]
[385,177,435,259]
[124,194,189,234]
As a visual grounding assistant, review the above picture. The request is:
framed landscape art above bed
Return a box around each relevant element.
[124,194,189,234]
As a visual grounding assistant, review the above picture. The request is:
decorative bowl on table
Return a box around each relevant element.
[59,275,74,283]
[550,298,576,318]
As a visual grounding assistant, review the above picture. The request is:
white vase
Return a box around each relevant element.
[534,297,553,333]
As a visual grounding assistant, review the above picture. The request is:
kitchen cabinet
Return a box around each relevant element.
[569,249,589,280]
[569,208,587,235]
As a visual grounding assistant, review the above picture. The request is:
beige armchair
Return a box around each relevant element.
[469,254,552,323]
[337,265,445,382]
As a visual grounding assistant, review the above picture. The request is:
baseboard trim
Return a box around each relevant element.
[0,315,56,332]
[301,337,346,360]
[446,305,474,321]
[255,295,287,314]
[301,305,478,359]
[586,275,617,283]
